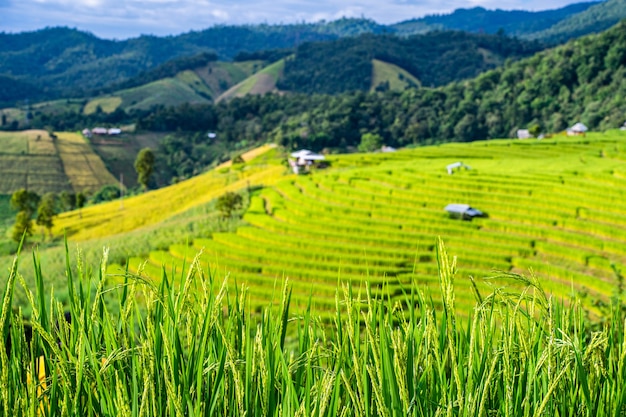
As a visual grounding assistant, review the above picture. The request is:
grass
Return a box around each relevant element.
[83,97,122,115]
[371,59,421,92]
[216,60,284,102]
[1,238,626,415]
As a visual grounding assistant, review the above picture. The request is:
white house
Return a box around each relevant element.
[517,129,532,139]
[107,128,122,135]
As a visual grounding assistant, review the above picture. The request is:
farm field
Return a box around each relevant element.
[216,59,285,102]
[371,58,421,92]
[114,131,626,317]
[0,130,117,195]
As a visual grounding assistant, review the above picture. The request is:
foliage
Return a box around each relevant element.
[215,191,243,218]
[392,3,599,38]
[277,31,543,94]
[357,132,382,152]
[89,184,120,204]
[35,193,57,238]
[529,0,626,44]
[134,148,155,190]
[10,189,40,216]
[11,211,32,243]
[1,241,626,415]
[107,52,218,93]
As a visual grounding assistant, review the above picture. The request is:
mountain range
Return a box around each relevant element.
[1,0,625,105]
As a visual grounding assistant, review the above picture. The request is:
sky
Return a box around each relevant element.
[0,0,589,40]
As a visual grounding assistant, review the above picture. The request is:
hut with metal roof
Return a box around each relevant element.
[444,204,484,220]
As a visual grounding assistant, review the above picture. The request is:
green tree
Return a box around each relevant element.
[10,189,40,215]
[12,211,33,243]
[135,148,155,190]
[216,192,243,219]
[76,192,87,219]
[358,132,383,153]
[528,123,542,137]
[36,192,57,240]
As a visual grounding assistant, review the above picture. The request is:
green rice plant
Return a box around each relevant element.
[3,238,626,415]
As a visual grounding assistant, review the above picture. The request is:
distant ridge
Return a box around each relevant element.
[0,2,606,103]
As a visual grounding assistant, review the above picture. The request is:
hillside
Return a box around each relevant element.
[138,18,626,155]
[0,3,602,104]
[216,59,285,102]
[14,132,624,319]
[276,31,542,94]
[392,2,600,37]
[529,0,626,43]
[0,130,117,195]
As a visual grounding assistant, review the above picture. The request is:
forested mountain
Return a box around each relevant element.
[392,2,599,37]
[0,2,607,105]
[528,0,626,43]
[277,31,543,94]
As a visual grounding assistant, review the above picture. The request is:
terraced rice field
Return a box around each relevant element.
[123,132,626,316]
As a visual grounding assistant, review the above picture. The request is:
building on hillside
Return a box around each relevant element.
[446,161,471,175]
[289,149,326,174]
[444,204,485,220]
[92,127,108,135]
[82,129,92,138]
[381,145,397,153]
[107,128,122,135]
[517,129,532,139]
[567,122,588,136]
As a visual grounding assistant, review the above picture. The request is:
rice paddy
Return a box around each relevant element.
[114,131,626,317]
[1,239,625,416]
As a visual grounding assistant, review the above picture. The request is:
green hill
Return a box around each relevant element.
[530,0,626,43]
[392,2,599,37]
[0,3,597,104]
[216,59,285,102]
[371,59,421,92]
[276,31,542,94]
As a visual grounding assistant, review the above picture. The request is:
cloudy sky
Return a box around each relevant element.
[1,0,587,39]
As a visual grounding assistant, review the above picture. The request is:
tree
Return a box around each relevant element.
[36,193,57,240]
[216,192,243,219]
[10,189,40,216]
[12,211,33,243]
[358,132,383,153]
[135,148,155,190]
[75,192,87,219]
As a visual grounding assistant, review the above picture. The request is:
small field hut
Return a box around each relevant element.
[444,204,484,220]
[567,123,588,136]
[289,150,326,174]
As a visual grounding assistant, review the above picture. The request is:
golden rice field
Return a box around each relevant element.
[52,144,282,240]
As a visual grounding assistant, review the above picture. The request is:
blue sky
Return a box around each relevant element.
[1,0,588,39]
